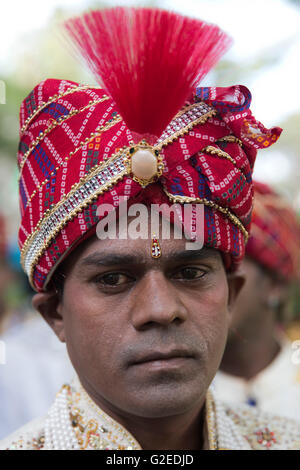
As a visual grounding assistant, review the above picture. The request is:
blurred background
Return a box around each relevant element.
[0,0,300,438]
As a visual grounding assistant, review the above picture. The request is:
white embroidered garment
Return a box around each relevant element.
[213,336,300,422]
[1,376,300,450]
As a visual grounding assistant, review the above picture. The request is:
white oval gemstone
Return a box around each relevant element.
[131,149,157,180]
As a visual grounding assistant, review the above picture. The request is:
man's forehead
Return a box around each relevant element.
[75,236,222,268]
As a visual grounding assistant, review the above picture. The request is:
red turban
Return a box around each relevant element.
[17,9,282,292]
[246,181,300,281]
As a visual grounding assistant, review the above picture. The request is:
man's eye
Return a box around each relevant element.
[174,267,206,281]
[96,273,133,286]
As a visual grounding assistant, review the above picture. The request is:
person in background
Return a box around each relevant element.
[0,215,18,334]
[0,238,74,439]
[0,313,74,439]
[214,181,300,421]
[285,285,300,343]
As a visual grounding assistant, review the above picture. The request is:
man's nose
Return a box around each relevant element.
[130,271,188,330]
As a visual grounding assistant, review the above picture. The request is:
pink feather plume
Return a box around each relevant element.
[64,8,232,142]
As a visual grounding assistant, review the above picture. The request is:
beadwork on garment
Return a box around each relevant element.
[2,377,300,450]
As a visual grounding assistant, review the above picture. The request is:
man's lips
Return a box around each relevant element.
[129,349,196,366]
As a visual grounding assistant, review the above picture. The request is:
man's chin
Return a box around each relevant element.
[121,379,206,419]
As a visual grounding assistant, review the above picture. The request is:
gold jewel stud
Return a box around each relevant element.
[151,235,162,259]
[127,141,164,188]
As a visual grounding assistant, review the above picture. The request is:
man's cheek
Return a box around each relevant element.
[64,309,98,358]
[202,310,228,356]
[198,301,228,330]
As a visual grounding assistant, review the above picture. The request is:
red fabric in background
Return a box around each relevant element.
[247,181,300,281]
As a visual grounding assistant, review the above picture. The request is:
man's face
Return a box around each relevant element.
[34,224,240,421]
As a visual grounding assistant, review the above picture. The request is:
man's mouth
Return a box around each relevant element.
[129,348,195,369]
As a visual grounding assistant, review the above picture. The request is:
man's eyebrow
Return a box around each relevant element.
[168,248,221,264]
[79,253,141,267]
[79,248,220,268]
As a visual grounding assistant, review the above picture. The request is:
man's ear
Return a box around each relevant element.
[32,291,66,343]
[227,273,245,313]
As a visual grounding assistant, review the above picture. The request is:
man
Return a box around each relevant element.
[1,8,299,450]
[214,181,300,420]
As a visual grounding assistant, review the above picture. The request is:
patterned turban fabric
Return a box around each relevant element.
[246,181,300,281]
[17,80,281,292]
